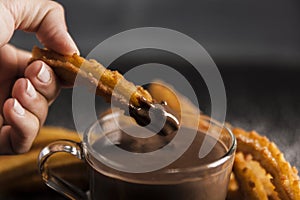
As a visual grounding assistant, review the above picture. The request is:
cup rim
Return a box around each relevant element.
[83,111,236,182]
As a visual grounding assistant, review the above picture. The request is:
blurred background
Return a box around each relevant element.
[10,0,300,169]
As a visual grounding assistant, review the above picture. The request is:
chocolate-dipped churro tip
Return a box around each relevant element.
[129,98,180,136]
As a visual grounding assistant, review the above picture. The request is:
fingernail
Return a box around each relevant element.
[66,32,80,55]
[13,99,25,116]
[37,63,51,83]
[26,79,36,98]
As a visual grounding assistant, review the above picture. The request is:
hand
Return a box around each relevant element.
[0,0,79,154]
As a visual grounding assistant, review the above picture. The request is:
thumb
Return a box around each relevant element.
[0,0,78,55]
[0,1,14,48]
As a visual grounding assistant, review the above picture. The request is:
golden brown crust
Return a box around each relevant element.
[30,46,152,107]
[245,154,279,199]
[233,128,300,200]
[233,152,268,200]
[228,157,280,200]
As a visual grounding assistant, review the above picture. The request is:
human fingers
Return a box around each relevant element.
[0,44,31,76]
[0,45,31,114]
[2,98,39,154]
[0,0,14,47]
[11,78,48,126]
[24,60,61,105]
[0,0,78,55]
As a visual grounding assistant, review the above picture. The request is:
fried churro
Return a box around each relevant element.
[30,47,179,136]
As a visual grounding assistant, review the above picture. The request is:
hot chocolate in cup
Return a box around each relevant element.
[39,111,236,200]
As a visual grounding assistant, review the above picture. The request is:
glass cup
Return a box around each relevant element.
[38,111,236,200]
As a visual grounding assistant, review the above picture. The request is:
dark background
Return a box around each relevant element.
[10,0,300,183]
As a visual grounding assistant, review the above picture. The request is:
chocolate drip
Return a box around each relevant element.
[128,97,180,136]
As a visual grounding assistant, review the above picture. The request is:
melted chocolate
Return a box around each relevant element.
[128,97,180,136]
[88,127,229,200]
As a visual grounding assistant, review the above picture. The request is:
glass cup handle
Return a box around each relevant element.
[38,140,88,200]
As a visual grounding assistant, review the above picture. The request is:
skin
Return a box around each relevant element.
[0,0,79,154]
